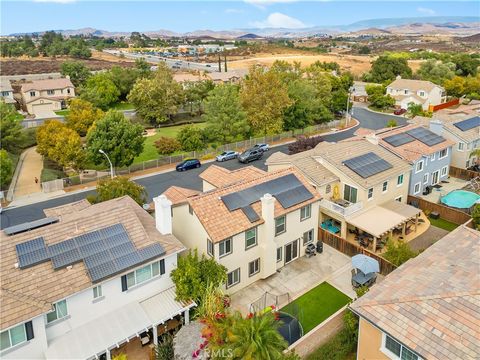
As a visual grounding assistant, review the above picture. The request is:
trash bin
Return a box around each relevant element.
[316,241,323,254]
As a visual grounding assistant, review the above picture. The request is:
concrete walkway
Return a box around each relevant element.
[13,147,43,198]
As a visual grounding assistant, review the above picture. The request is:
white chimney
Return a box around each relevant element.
[429,119,443,136]
[153,195,172,235]
[260,193,276,279]
[365,133,379,145]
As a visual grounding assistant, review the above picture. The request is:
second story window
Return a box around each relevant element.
[29,91,36,97]
[382,181,388,193]
[344,184,358,203]
[383,334,419,360]
[438,148,448,159]
[275,215,286,236]
[300,204,311,221]
[0,322,33,351]
[67,89,71,94]
[415,160,424,173]
[47,90,55,95]
[1,91,10,97]
[397,174,404,186]
[367,187,373,200]
[93,285,103,299]
[458,142,465,151]
[245,228,257,249]
[207,239,214,257]
[124,260,165,290]
[46,299,68,324]
[219,238,232,258]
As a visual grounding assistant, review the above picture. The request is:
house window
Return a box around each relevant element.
[1,91,10,97]
[47,90,55,95]
[382,181,388,193]
[414,182,421,195]
[344,184,358,203]
[383,335,419,360]
[303,229,314,245]
[276,247,282,262]
[226,268,240,288]
[219,238,232,258]
[415,160,424,173]
[248,258,260,277]
[0,323,31,351]
[438,148,448,159]
[441,166,448,177]
[300,204,311,221]
[275,216,286,236]
[125,260,165,289]
[46,299,68,324]
[29,91,36,97]
[207,239,214,257]
[423,173,429,184]
[67,89,71,94]
[325,184,331,194]
[404,89,408,95]
[395,196,402,202]
[245,228,257,249]
[458,142,465,151]
[419,91,425,97]
[397,174,404,186]
[367,187,373,200]
[93,285,103,299]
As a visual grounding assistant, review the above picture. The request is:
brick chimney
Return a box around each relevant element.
[153,195,172,235]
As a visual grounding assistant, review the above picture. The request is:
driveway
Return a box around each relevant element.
[230,245,356,315]
[351,107,407,129]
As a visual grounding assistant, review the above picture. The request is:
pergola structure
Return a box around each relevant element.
[346,201,422,252]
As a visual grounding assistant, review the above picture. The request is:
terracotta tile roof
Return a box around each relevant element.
[163,168,321,243]
[0,196,184,330]
[21,78,74,92]
[43,199,91,217]
[162,186,200,206]
[387,78,442,93]
[351,225,480,360]
[199,165,266,189]
[412,114,480,143]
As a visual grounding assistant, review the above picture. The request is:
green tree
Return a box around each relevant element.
[0,149,13,188]
[383,239,418,266]
[171,249,227,303]
[283,79,322,133]
[358,45,371,54]
[184,80,215,115]
[80,73,120,110]
[202,84,249,143]
[127,63,184,124]
[95,176,147,205]
[240,66,292,135]
[472,204,480,231]
[443,76,465,98]
[154,136,181,155]
[135,58,151,77]
[363,55,412,83]
[86,111,145,167]
[65,98,104,136]
[176,124,205,151]
[452,54,480,76]
[387,120,398,128]
[366,85,395,110]
[61,61,91,87]
[108,66,142,100]
[0,101,24,153]
[416,60,455,85]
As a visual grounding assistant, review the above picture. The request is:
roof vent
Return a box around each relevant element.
[66,265,73,270]
[14,263,19,269]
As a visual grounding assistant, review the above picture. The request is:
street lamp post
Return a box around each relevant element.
[345,87,353,126]
[99,149,114,179]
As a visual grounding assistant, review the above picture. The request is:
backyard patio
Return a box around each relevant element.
[420,177,469,203]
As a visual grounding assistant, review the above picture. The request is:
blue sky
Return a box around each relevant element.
[1,1,478,35]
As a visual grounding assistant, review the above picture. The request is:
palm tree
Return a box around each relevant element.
[469,148,480,160]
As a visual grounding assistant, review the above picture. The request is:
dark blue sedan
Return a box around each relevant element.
[176,159,201,171]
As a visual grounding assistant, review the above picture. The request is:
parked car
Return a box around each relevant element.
[206,64,211,67]
[216,150,239,162]
[176,159,201,171]
[394,108,407,115]
[238,149,263,163]
[252,143,269,152]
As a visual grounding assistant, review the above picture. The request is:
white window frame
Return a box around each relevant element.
[92,285,103,300]
[0,324,27,352]
[419,91,425,97]
[381,333,421,360]
[382,181,388,193]
[367,187,373,200]
[458,142,465,151]
[125,260,164,289]
[300,204,311,221]
[438,148,448,159]
[47,89,55,95]
[423,173,429,185]
[343,183,358,203]
[219,238,232,258]
[226,268,240,288]
[276,247,282,262]
[275,215,286,236]
[303,229,314,245]
[413,182,421,195]
[441,166,448,177]
[29,91,36,97]
[430,152,435,161]
[245,227,257,249]
[46,299,68,324]
[397,174,404,186]
[248,258,260,277]
[207,239,214,257]
[415,160,424,174]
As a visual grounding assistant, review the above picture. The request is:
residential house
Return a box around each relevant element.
[161,166,321,293]
[359,124,455,195]
[412,114,480,169]
[351,81,375,103]
[0,78,16,104]
[20,78,75,116]
[0,196,194,360]
[266,139,423,251]
[206,69,249,84]
[386,77,446,111]
[350,224,480,360]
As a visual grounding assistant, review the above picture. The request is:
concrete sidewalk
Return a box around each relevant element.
[13,147,43,198]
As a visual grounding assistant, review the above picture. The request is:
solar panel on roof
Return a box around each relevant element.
[16,237,50,269]
[115,253,143,270]
[454,116,480,132]
[138,244,166,262]
[343,152,393,179]
[406,127,445,146]
[241,205,260,222]
[51,248,82,269]
[383,133,415,147]
[87,261,117,283]
[4,217,59,236]
[110,242,137,258]
[275,186,314,208]
[48,239,77,257]
[16,237,47,256]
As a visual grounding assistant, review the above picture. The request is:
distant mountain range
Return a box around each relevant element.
[7,16,480,39]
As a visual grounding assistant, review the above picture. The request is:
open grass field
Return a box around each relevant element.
[280,282,351,334]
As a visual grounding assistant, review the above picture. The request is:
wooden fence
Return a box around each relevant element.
[318,228,397,276]
[407,195,472,224]
[449,166,479,181]
[428,98,459,112]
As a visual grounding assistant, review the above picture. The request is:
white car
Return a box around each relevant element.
[252,143,269,152]
[216,151,239,162]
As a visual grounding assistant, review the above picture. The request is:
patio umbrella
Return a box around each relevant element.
[352,254,380,274]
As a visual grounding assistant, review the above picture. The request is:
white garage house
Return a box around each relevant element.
[20,78,75,116]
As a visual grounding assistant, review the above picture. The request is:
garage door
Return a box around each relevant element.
[32,102,55,112]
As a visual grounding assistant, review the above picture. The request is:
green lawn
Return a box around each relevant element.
[429,217,459,231]
[54,109,70,116]
[281,282,351,334]
[133,123,207,163]
[110,101,135,111]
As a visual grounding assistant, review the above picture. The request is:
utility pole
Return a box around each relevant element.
[224,54,227,72]
[218,54,221,72]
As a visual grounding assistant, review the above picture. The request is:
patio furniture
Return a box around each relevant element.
[316,241,323,254]
[352,254,380,274]
[352,271,376,288]
[305,243,316,258]
[139,331,150,346]
[430,211,440,219]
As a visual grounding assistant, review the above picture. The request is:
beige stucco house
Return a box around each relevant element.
[0,78,16,105]
[20,78,75,116]
[386,77,446,111]
[350,224,480,360]
[159,166,321,294]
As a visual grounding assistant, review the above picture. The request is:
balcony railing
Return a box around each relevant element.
[320,198,363,217]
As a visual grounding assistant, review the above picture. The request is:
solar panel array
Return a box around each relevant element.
[343,152,393,179]
[453,116,480,132]
[406,127,445,146]
[383,133,415,147]
[4,217,59,236]
[221,173,314,220]
[15,223,166,283]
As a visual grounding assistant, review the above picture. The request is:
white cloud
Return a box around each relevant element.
[417,7,436,15]
[251,12,306,29]
[225,8,244,14]
[33,0,76,3]
[244,0,299,10]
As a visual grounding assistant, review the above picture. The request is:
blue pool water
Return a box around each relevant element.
[441,190,480,209]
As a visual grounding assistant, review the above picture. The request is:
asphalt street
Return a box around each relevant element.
[0,107,407,229]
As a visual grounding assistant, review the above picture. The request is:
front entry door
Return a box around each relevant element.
[285,240,299,265]
[432,170,439,185]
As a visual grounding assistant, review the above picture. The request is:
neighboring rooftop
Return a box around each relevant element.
[161,186,200,206]
[351,225,480,360]
[199,165,266,189]
[0,196,184,330]
[20,78,74,92]
[0,77,13,92]
[412,114,480,143]
[387,78,443,93]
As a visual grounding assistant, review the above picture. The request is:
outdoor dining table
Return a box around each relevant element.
[352,271,376,287]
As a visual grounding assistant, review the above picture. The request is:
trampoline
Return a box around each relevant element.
[277,312,303,345]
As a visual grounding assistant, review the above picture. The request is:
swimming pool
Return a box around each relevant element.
[441,190,480,209]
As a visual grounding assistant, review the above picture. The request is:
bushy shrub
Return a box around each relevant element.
[288,135,324,154]
[154,136,181,155]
